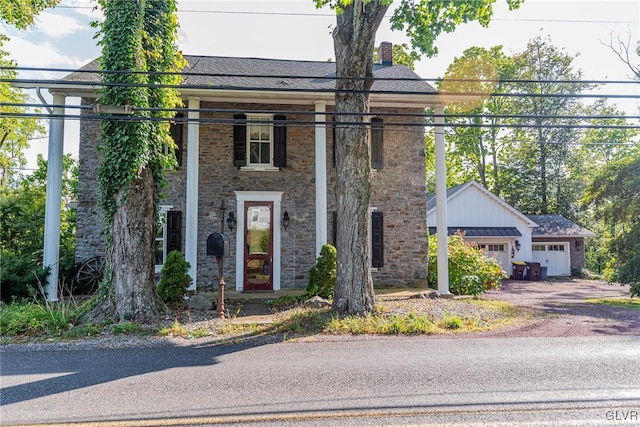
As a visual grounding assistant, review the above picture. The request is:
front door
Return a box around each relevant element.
[244,201,274,291]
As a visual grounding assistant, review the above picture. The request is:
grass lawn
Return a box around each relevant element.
[584,298,640,311]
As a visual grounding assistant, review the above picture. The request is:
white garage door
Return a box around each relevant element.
[531,243,571,276]
[478,243,510,273]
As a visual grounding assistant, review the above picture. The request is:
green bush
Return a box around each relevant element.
[428,233,507,296]
[630,281,639,298]
[306,244,337,299]
[0,300,80,336]
[157,250,192,306]
[0,254,49,303]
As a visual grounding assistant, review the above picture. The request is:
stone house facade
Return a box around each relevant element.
[69,45,443,291]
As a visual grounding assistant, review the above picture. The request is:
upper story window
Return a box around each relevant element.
[248,115,273,167]
[234,113,287,169]
[166,114,184,168]
[370,117,384,170]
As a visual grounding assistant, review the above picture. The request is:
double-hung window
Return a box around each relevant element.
[155,207,182,272]
[234,113,287,169]
[248,115,273,167]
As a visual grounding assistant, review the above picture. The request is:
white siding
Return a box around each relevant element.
[427,183,536,263]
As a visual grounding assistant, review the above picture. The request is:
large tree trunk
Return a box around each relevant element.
[109,166,160,322]
[331,1,388,315]
[89,166,160,323]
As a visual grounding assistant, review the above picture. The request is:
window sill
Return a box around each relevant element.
[240,166,280,172]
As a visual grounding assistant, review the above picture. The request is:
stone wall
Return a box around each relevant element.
[75,99,428,289]
[75,99,106,263]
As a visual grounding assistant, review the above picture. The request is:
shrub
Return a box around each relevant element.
[157,250,192,306]
[0,299,82,337]
[631,281,640,298]
[0,254,49,303]
[306,244,337,299]
[428,233,507,296]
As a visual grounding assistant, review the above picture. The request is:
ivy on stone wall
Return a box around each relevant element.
[94,0,184,234]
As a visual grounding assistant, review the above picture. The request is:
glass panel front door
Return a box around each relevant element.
[244,202,273,291]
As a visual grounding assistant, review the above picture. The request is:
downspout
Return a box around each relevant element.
[36,87,53,114]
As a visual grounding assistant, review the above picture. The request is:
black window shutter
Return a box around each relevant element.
[166,211,182,254]
[332,211,338,246]
[332,118,336,168]
[170,114,184,166]
[371,117,384,169]
[371,211,384,268]
[273,115,287,168]
[233,114,246,167]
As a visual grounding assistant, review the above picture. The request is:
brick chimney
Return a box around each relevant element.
[379,41,393,66]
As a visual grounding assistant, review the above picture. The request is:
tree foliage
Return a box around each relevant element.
[0,0,60,29]
[0,35,45,188]
[500,36,592,218]
[437,45,517,196]
[0,155,77,302]
[583,153,640,296]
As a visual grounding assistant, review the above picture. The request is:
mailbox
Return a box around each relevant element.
[207,232,230,257]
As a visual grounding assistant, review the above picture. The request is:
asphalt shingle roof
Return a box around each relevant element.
[526,214,595,237]
[63,55,437,94]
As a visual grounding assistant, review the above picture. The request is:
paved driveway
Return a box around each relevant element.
[482,278,640,337]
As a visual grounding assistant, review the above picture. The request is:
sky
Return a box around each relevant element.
[4,0,640,170]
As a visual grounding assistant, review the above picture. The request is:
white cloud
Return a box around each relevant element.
[62,0,104,20]
[7,37,87,71]
[32,11,84,38]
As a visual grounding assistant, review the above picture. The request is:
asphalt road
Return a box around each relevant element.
[2,335,639,426]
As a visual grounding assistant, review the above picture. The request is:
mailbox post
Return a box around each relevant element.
[207,232,230,318]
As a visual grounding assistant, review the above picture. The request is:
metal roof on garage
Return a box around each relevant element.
[427,227,522,237]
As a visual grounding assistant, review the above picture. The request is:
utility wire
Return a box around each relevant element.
[53,3,637,24]
[4,78,639,100]
[3,102,640,122]
[4,111,639,130]
[5,65,640,86]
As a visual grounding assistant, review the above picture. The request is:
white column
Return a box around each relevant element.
[42,93,66,301]
[434,106,450,296]
[185,97,200,290]
[314,100,328,257]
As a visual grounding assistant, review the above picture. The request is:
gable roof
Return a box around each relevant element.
[527,214,596,238]
[426,181,538,227]
[54,55,440,107]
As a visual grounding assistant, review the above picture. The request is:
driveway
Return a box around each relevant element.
[482,278,639,337]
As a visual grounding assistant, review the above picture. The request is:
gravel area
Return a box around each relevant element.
[477,278,639,338]
[2,279,637,352]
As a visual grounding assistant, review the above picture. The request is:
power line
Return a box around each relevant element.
[4,111,640,130]
[6,65,640,86]
[4,101,640,122]
[54,3,637,25]
[5,77,640,100]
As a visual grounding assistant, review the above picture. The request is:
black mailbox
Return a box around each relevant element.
[207,232,230,257]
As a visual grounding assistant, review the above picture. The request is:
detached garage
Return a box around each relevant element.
[427,181,537,273]
[527,215,596,276]
[427,182,597,278]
